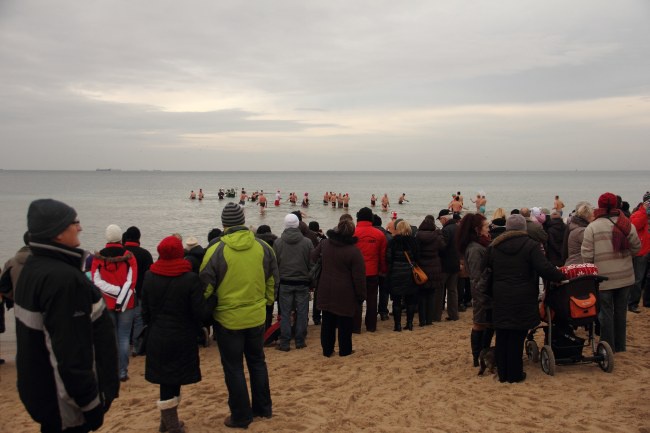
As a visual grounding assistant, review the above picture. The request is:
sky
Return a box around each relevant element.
[1,0,649,171]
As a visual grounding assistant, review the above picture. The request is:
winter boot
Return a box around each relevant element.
[471,330,483,367]
[405,305,416,331]
[158,397,185,433]
[393,304,402,332]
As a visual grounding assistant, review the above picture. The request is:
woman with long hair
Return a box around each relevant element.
[456,213,493,367]
[387,220,419,331]
[142,236,204,433]
[312,219,366,357]
[415,216,445,326]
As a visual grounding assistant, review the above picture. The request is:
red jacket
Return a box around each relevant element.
[354,221,388,276]
[630,207,650,257]
[90,243,138,311]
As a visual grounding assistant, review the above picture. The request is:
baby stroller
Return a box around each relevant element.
[525,265,614,376]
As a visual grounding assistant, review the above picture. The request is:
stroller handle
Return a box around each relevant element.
[554,274,609,286]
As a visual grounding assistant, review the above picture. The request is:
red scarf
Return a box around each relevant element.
[150,258,192,277]
[478,234,492,248]
[593,208,631,253]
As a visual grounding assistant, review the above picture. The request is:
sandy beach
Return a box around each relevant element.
[1,306,649,433]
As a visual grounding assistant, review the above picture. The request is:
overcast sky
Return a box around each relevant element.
[1,1,649,171]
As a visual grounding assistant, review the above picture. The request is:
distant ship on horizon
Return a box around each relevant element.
[95,168,122,172]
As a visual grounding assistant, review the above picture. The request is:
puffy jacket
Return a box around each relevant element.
[354,221,388,276]
[15,240,119,430]
[123,242,153,297]
[200,226,278,330]
[483,231,564,330]
[582,215,641,291]
[273,227,313,284]
[142,270,204,385]
[562,216,589,265]
[312,231,366,317]
[414,229,445,291]
[386,235,419,297]
[630,207,650,257]
[91,243,138,311]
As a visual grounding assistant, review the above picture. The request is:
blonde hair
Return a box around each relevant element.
[491,207,506,220]
[396,220,412,236]
[575,203,594,220]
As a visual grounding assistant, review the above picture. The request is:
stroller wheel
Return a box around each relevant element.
[596,341,615,373]
[540,345,556,376]
[525,340,539,363]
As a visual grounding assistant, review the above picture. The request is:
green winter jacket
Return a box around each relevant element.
[200,226,278,330]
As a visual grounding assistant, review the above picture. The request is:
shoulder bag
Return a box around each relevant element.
[404,251,428,285]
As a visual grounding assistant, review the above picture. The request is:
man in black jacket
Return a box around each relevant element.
[15,199,119,432]
[436,209,461,321]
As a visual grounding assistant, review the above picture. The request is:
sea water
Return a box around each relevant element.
[0,170,647,259]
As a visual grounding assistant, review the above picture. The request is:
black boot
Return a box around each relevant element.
[393,304,402,332]
[482,327,494,349]
[471,330,483,367]
[405,305,415,331]
[418,297,426,327]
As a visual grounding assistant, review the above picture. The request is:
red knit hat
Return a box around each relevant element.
[598,192,618,210]
[157,236,184,260]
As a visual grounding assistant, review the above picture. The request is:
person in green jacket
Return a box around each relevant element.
[200,203,278,429]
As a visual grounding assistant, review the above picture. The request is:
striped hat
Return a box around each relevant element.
[221,202,245,227]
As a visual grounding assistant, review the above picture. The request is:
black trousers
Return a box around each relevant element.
[495,328,528,383]
[320,311,353,357]
[160,384,181,400]
[378,276,389,314]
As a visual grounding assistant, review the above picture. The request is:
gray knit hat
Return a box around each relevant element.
[27,198,77,241]
[221,202,245,227]
[505,214,527,231]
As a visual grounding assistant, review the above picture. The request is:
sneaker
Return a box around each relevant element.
[296,342,307,349]
[379,313,389,321]
[120,375,129,382]
[276,345,290,352]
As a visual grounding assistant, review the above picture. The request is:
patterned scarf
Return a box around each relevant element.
[593,208,631,253]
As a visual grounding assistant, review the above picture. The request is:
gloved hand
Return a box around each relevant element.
[83,404,104,431]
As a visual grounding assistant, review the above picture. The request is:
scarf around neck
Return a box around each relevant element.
[150,258,192,277]
[593,208,631,253]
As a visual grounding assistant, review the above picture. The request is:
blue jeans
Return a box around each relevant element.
[130,303,145,355]
[628,254,648,308]
[278,284,309,348]
[215,323,272,423]
[599,286,631,352]
[108,308,135,379]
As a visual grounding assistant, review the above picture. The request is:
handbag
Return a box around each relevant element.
[308,240,327,288]
[404,251,428,285]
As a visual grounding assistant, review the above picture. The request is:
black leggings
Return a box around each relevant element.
[160,384,181,401]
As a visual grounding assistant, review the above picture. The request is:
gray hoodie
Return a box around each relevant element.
[273,227,314,284]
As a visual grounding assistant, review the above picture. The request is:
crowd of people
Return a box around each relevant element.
[0,189,648,431]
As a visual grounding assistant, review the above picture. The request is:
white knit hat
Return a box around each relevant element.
[284,214,299,229]
[105,224,122,243]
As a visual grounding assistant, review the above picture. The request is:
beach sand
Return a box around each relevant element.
[1,308,649,433]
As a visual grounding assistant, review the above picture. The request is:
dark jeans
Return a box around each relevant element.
[278,284,310,348]
[628,254,648,308]
[378,275,389,314]
[458,277,471,306]
[215,323,272,422]
[495,328,527,383]
[321,311,353,357]
[353,276,379,332]
[417,289,435,325]
[599,286,631,352]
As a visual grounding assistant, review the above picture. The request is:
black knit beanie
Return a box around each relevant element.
[123,226,141,242]
[356,207,373,222]
[27,199,77,241]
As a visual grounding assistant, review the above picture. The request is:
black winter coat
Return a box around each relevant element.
[313,230,366,317]
[483,231,564,330]
[415,229,445,292]
[142,270,204,385]
[124,242,154,297]
[439,220,460,273]
[545,218,567,267]
[184,246,205,274]
[387,235,419,296]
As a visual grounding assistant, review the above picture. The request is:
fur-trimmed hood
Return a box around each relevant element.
[325,229,358,245]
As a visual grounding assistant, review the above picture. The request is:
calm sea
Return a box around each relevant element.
[0,170,647,260]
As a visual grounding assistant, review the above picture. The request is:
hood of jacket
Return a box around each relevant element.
[325,229,358,246]
[491,230,529,255]
[568,216,589,231]
[280,227,304,244]
[221,226,256,251]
